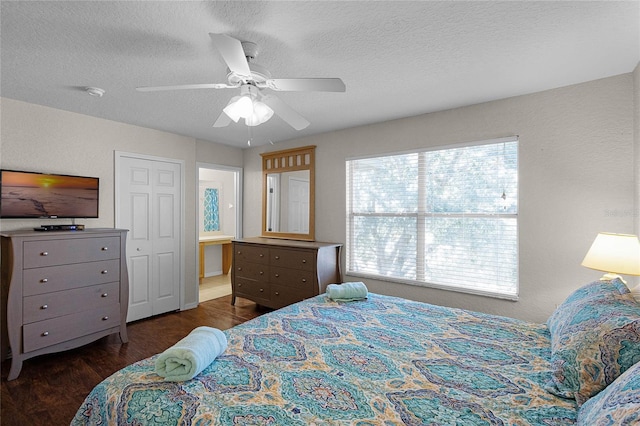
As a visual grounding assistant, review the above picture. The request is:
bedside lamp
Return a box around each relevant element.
[582,232,640,280]
[581,232,640,301]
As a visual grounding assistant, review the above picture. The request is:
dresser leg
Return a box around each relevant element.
[231,292,236,305]
[7,357,22,381]
[119,325,128,344]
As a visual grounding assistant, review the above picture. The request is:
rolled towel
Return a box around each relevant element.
[154,326,227,382]
[326,282,368,301]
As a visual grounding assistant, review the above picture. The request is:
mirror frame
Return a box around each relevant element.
[261,145,315,241]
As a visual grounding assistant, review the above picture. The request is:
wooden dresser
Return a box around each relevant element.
[1,228,129,380]
[232,237,342,309]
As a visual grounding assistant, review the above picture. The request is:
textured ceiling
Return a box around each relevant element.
[1,1,638,148]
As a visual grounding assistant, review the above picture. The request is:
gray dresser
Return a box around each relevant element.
[232,237,342,310]
[1,228,129,380]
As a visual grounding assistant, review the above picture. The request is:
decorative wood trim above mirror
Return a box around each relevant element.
[261,145,315,241]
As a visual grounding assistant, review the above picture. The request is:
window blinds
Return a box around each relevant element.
[346,137,518,299]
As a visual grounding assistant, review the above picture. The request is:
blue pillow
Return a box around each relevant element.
[547,279,629,334]
[546,279,640,405]
[577,361,640,425]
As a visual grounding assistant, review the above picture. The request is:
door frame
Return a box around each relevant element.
[115,151,186,311]
[196,162,243,303]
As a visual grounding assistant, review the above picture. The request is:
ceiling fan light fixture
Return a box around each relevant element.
[223,95,253,121]
[223,84,274,126]
[245,101,274,126]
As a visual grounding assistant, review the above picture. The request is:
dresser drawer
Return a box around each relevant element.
[235,277,270,301]
[270,248,315,271]
[234,244,269,265]
[270,266,314,289]
[23,237,120,268]
[23,259,120,296]
[271,284,314,309]
[234,261,268,281]
[22,304,120,353]
[23,281,120,324]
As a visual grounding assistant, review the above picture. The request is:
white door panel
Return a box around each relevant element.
[156,252,176,298]
[117,154,182,322]
[129,255,152,318]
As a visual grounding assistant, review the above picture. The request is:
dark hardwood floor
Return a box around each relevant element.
[1,295,268,426]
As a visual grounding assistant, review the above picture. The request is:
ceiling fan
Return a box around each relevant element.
[136,33,346,131]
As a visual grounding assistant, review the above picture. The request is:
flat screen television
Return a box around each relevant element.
[0,169,99,219]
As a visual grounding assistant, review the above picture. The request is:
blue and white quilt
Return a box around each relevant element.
[72,293,577,425]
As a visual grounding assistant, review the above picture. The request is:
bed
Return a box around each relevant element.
[72,280,640,425]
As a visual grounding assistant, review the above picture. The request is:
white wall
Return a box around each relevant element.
[0,97,243,309]
[244,73,637,323]
[635,63,640,237]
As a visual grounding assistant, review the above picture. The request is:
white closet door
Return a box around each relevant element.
[117,154,182,322]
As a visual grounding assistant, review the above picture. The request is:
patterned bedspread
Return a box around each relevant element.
[72,293,577,425]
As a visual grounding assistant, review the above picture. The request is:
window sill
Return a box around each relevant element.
[346,271,519,301]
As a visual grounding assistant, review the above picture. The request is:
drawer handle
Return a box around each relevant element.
[259,288,264,292]
[302,259,307,264]
[102,316,109,321]
[275,273,280,278]
[101,293,108,298]
[40,251,48,256]
[238,283,242,287]
[101,270,108,274]
[41,304,48,310]
[275,291,280,296]
[237,251,242,255]
[41,331,49,337]
[302,278,307,283]
[101,247,108,251]
[275,255,280,260]
[259,254,264,257]
[40,278,48,283]
[260,271,264,275]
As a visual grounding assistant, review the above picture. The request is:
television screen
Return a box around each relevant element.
[0,169,99,218]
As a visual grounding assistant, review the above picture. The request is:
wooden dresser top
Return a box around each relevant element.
[234,237,342,249]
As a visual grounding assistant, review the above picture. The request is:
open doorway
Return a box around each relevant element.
[197,163,242,303]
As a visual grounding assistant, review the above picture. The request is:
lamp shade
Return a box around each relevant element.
[581,233,640,276]
[222,84,274,126]
[223,95,253,122]
[245,101,274,126]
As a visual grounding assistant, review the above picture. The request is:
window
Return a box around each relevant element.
[346,137,518,299]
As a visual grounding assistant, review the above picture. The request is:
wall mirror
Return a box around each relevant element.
[261,145,315,241]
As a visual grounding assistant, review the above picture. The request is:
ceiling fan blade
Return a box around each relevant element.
[136,83,234,92]
[209,33,252,78]
[265,78,346,92]
[261,94,310,130]
[212,111,232,128]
